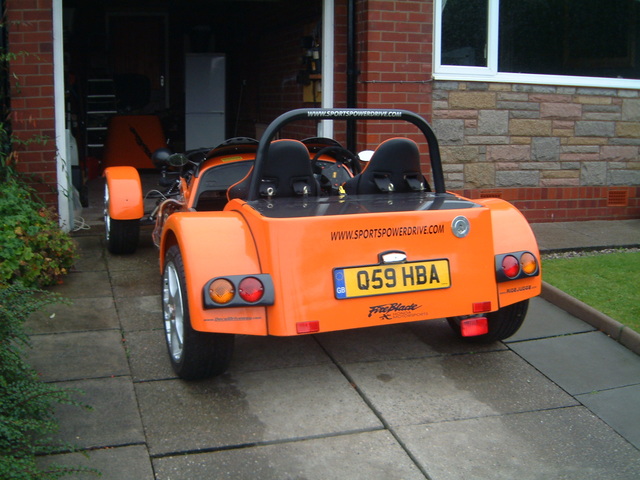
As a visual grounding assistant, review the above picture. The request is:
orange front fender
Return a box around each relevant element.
[103,166,144,220]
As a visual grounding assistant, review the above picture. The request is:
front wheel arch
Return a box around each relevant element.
[104,182,140,254]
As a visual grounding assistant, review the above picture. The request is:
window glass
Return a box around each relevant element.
[441,0,488,67]
[499,0,640,80]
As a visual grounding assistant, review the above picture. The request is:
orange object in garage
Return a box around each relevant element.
[102,115,167,169]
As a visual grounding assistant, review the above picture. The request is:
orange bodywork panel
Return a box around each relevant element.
[104,166,144,220]
[160,211,268,336]
[476,197,543,307]
[230,198,497,336]
[102,115,167,169]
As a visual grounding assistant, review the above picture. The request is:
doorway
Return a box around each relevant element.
[107,13,168,111]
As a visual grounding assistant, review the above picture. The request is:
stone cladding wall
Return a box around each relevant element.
[432,81,640,222]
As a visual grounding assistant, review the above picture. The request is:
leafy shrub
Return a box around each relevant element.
[0,179,76,288]
[0,284,96,479]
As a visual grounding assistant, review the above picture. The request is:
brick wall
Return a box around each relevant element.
[432,81,640,222]
[250,1,322,140]
[355,0,433,149]
[6,0,57,207]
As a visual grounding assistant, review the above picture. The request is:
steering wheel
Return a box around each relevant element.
[312,145,362,175]
[311,146,362,194]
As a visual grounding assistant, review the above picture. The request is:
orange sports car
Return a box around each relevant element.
[103,108,541,379]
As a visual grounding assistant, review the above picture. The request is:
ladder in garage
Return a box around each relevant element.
[84,78,117,159]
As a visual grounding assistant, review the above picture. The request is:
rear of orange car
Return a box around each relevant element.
[200,192,541,337]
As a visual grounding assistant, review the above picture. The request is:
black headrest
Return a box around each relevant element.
[258,139,319,198]
[227,139,319,200]
[343,137,428,194]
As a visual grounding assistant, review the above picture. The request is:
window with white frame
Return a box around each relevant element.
[434,0,640,88]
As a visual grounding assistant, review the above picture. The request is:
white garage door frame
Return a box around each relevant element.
[52,0,336,230]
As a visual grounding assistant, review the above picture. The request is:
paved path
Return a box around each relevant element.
[24,218,640,479]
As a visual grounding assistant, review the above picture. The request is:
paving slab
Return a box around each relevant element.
[28,330,129,382]
[509,331,640,395]
[506,296,595,342]
[531,219,640,251]
[532,224,595,251]
[52,377,146,450]
[38,445,154,480]
[230,334,333,373]
[576,384,640,449]
[316,318,505,365]
[73,213,105,232]
[70,235,107,272]
[105,237,158,272]
[153,430,425,480]
[125,329,175,382]
[116,294,162,331]
[126,330,333,382]
[47,270,113,298]
[135,364,382,456]
[396,406,640,480]
[564,219,640,248]
[109,266,160,298]
[25,296,119,334]
[342,351,577,427]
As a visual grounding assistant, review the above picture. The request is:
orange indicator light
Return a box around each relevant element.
[520,252,538,275]
[209,278,235,304]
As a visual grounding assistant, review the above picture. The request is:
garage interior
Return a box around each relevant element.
[62,0,325,180]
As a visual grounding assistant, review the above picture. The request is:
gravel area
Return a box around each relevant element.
[542,247,640,260]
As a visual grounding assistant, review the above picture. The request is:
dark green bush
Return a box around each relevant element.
[0,284,97,479]
[0,179,76,288]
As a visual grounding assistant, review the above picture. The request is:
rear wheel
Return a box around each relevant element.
[162,245,234,380]
[447,299,529,343]
[104,183,139,254]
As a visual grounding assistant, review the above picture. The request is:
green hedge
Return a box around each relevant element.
[0,179,76,288]
[0,284,97,479]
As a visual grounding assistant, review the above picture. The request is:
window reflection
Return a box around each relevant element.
[440,0,640,81]
[441,0,488,67]
[499,0,639,80]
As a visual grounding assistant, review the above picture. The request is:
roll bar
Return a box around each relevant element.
[247,108,446,201]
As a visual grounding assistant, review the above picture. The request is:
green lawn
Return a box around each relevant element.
[542,250,640,334]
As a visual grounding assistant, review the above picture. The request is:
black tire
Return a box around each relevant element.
[162,245,235,380]
[447,299,529,343]
[104,183,140,254]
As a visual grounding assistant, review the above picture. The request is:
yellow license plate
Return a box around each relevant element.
[333,259,451,299]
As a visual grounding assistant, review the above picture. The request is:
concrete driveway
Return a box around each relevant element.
[27,224,640,479]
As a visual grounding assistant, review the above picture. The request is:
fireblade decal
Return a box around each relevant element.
[368,302,421,318]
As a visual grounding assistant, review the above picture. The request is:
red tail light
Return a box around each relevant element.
[495,251,540,282]
[203,274,274,309]
[502,255,520,279]
[473,301,492,313]
[460,317,489,337]
[296,321,320,334]
[238,277,265,303]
